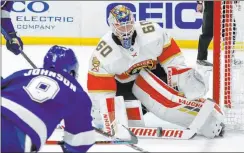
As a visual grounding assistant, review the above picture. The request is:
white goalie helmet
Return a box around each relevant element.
[108,5,135,49]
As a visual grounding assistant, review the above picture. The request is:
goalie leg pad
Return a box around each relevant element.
[99,97,117,135]
[99,96,129,133]
[96,96,131,140]
[125,100,145,127]
[132,69,199,128]
[132,69,225,139]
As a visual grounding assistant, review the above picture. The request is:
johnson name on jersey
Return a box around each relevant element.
[2,68,94,151]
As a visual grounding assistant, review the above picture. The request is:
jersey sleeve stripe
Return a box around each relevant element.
[88,71,114,77]
[158,39,182,64]
[2,97,47,148]
[87,72,117,92]
[64,130,95,146]
[88,90,116,93]
[1,10,10,18]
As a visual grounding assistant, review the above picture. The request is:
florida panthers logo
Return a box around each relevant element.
[116,60,157,80]
[127,60,157,75]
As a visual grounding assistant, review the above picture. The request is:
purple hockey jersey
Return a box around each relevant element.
[1,68,95,152]
[1,1,15,33]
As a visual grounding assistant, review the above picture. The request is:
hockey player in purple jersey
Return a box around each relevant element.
[1,45,95,152]
[1,1,23,55]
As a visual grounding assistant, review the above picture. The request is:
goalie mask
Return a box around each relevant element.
[108,5,135,49]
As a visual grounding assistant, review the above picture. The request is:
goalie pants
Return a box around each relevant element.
[1,115,27,152]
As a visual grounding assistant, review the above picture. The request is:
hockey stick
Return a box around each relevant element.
[47,125,149,152]
[94,125,149,152]
[1,27,37,68]
[46,140,136,145]
[47,126,137,145]
[94,125,138,144]
[47,125,138,145]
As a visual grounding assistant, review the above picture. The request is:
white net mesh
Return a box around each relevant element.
[220,1,244,130]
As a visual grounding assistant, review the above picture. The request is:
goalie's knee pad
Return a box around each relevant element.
[167,66,208,100]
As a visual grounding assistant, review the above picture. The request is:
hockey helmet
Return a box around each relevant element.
[43,45,79,79]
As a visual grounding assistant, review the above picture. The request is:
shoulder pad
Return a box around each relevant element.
[93,32,123,66]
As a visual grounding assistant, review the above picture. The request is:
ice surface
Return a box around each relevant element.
[2,46,244,152]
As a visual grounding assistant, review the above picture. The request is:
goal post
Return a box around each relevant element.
[213,0,221,108]
[213,0,244,130]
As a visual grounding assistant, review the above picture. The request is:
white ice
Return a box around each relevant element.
[2,45,244,152]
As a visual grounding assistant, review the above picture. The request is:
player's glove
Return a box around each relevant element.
[6,32,23,55]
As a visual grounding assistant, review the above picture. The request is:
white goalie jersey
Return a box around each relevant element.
[87,21,186,98]
[87,20,209,103]
[86,21,224,139]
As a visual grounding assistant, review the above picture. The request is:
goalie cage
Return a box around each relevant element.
[213,0,244,131]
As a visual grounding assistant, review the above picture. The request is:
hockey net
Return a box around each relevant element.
[213,1,244,131]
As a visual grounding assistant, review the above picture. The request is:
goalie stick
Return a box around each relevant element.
[128,127,196,140]
[1,27,37,69]
[127,99,216,140]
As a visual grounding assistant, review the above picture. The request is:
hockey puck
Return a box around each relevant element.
[157,127,162,137]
